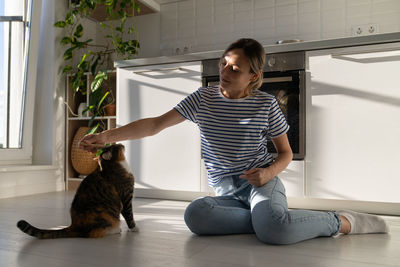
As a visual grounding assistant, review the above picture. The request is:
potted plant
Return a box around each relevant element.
[55,0,140,134]
[103,95,116,116]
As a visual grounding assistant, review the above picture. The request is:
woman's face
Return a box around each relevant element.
[219,48,256,98]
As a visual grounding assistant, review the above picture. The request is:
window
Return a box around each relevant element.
[0,1,30,149]
[0,0,41,164]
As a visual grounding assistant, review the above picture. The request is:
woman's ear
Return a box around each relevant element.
[101,151,112,161]
[251,73,259,82]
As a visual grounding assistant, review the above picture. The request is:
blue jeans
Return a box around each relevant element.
[184,175,341,245]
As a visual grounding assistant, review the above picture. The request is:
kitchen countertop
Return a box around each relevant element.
[114,32,400,68]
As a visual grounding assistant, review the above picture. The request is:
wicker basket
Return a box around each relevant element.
[71,127,98,175]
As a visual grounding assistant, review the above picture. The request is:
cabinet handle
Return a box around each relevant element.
[133,67,182,74]
[331,47,400,57]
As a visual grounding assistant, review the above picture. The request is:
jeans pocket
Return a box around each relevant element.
[213,177,235,196]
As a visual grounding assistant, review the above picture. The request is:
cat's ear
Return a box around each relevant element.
[101,151,112,161]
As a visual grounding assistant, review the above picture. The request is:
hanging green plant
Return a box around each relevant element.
[55,0,140,132]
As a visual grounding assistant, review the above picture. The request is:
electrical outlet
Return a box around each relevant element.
[183,44,193,54]
[352,24,379,36]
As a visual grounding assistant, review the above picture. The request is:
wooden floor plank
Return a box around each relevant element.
[0,192,399,267]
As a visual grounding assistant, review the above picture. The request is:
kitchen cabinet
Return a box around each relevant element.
[117,62,203,193]
[279,161,305,198]
[305,43,400,203]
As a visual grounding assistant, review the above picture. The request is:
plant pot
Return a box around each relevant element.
[104,104,116,116]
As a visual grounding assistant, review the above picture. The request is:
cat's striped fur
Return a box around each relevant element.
[17,144,137,239]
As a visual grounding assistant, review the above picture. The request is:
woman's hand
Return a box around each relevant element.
[241,134,293,187]
[78,132,106,153]
[240,167,275,187]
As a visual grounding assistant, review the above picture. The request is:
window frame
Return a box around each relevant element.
[0,0,42,165]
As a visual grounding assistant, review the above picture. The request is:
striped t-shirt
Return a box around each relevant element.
[174,86,289,186]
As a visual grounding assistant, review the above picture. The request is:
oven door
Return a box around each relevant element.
[260,70,305,160]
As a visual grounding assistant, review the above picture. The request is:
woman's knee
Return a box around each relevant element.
[252,201,293,245]
[254,221,295,245]
[184,197,214,235]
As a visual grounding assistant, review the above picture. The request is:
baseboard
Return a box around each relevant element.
[287,197,400,216]
[0,166,64,199]
[134,188,400,216]
[134,188,212,202]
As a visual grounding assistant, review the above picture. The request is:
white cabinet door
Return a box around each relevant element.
[117,62,202,192]
[280,161,304,198]
[306,43,400,202]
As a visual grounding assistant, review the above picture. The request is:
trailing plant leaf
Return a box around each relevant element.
[87,123,100,134]
[91,55,100,76]
[71,9,79,16]
[96,148,103,157]
[82,105,92,116]
[71,72,85,94]
[97,91,110,111]
[62,65,73,75]
[63,47,75,60]
[105,0,114,6]
[73,38,93,48]
[74,24,84,38]
[61,37,72,44]
[54,21,66,28]
[65,11,74,25]
[91,71,108,92]
[88,113,97,128]
[78,53,88,68]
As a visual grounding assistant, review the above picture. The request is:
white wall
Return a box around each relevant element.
[158,0,400,56]
[0,0,66,199]
[130,13,161,59]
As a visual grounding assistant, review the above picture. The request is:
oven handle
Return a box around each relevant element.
[133,67,182,74]
[208,76,294,86]
[263,77,293,83]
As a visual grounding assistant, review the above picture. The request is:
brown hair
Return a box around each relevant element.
[220,38,266,96]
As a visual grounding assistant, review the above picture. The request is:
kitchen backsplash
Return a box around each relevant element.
[158,0,400,56]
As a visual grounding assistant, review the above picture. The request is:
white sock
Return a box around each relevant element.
[338,210,389,234]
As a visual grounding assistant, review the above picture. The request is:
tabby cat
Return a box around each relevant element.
[17,144,137,238]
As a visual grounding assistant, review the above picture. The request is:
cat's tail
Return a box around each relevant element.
[17,220,79,239]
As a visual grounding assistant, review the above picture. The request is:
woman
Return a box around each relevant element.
[80,38,389,245]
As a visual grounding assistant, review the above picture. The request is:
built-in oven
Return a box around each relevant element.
[202,51,305,160]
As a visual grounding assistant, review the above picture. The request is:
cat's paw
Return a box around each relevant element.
[128,226,139,232]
